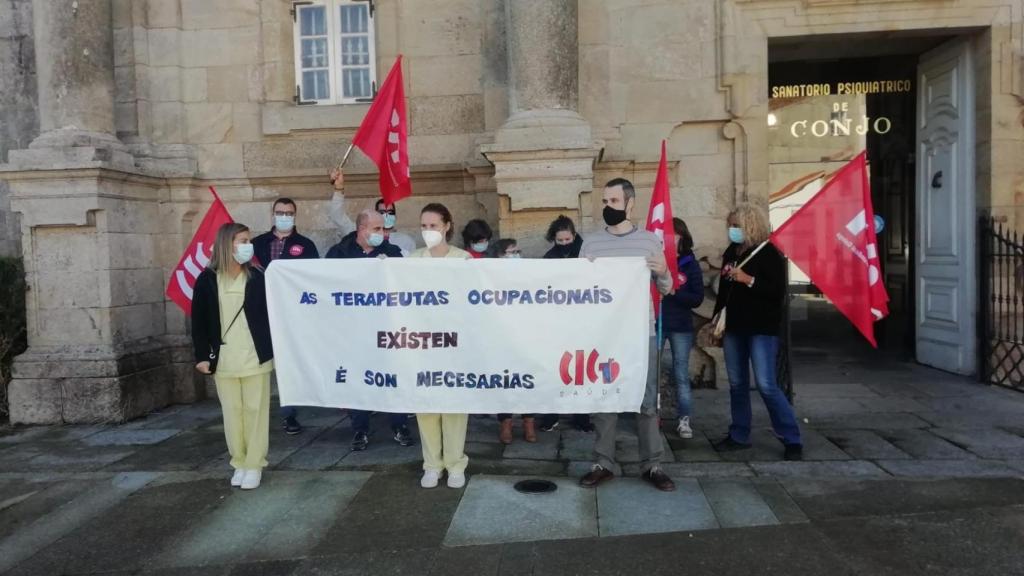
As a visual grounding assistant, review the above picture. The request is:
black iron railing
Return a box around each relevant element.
[979,217,1024,390]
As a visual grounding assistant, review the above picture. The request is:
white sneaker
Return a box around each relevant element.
[420,470,441,489]
[230,468,245,487]
[447,472,466,489]
[677,417,693,439]
[240,469,262,490]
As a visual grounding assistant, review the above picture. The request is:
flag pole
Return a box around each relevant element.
[335,143,355,171]
[656,295,663,413]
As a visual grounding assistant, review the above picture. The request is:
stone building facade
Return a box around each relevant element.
[0,0,1021,423]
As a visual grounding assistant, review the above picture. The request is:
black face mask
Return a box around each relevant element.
[603,205,628,226]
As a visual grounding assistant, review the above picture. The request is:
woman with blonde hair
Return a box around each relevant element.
[711,203,803,461]
[409,203,472,489]
[192,222,274,489]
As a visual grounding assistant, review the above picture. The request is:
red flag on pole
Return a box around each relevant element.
[351,55,411,204]
[770,151,890,347]
[645,140,681,314]
[166,187,233,315]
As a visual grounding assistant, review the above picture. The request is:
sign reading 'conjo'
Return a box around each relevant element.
[781,101,893,139]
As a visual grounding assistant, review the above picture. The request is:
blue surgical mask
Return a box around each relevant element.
[383,214,397,229]
[274,215,295,232]
[728,227,744,244]
[233,243,254,264]
[368,233,384,247]
[471,241,489,253]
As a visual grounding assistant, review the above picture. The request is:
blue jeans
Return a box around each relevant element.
[723,333,801,446]
[668,332,694,419]
[351,410,408,435]
[279,406,297,420]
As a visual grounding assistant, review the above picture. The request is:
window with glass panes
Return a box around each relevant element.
[293,1,377,105]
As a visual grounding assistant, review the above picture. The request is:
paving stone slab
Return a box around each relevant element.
[559,429,596,461]
[822,429,912,460]
[82,429,182,446]
[712,428,790,462]
[103,431,228,472]
[470,458,566,477]
[0,425,107,445]
[670,437,724,462]
[445,475,597,546]
[568,460,639,478]
[335,440,423,468]
[25,445,138,472]
[275,445,348,471]
[152,471,371,568]
[805,412,932,430]
[596,478,719,537]
[750,460,888,479]
[876,429,977,460]
[750,478,810,524]
[876,459,1024,478]
[700,478,779,528]
[659,462,755,478]
[795,383,880,399]
[927,427,1024,459]
[463,441,505,459]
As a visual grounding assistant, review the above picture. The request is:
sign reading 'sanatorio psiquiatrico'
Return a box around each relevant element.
[266,258,651,414]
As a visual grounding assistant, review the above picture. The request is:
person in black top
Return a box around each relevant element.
[711,204,803,461]
[538,215,593,433]
[324,209,413,451]
[662,218,704,440]
[251,197,320,436]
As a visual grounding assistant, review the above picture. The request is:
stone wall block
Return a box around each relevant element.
[207,66,249,102]
[196,143,245,177]
[400,0,481,57]
[185,103,233,143]
[35,270,101,309]
[181,68,207,102]
[409,95,485,135]
[231,103,262,143]
[110,302,166,342]
[151,101,185,143]
[408,55,482,97]
[146,0,182,29]
[148,28,181,67]
[7,379,62,424]
[181,0,259,30]
[149,66,182,102]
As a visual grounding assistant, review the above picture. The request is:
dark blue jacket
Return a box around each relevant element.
[252,228,320,268]
[661,254,704,333]
[325,231,403,259]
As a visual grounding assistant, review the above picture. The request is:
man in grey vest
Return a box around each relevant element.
[578,178,676,492]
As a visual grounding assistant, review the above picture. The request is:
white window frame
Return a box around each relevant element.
[292,0,377,106]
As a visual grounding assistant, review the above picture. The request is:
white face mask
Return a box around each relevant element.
[422,230,443,248]
[233,243,254,264]
[368,232,384,247]
[275,215,295,232]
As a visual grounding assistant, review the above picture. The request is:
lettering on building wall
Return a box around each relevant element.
[781,101,894,139]
[770,79,912,99]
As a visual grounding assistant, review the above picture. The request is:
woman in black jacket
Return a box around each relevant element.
[192,222,274,490]
[539,216,593,432]
[711,204,803,461]
[662,218,704,440]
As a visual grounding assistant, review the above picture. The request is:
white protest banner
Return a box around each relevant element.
[266,258,650,414]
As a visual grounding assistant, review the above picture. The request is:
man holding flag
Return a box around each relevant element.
[578,178,677,492]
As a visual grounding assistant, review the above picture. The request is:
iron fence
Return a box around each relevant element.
[979,217,1024,390]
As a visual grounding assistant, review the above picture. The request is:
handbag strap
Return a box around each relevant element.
[222,305,244,341]
[719,240,769,312]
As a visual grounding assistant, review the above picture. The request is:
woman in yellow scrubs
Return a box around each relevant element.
[192,223,274,490]
[408,203,471,489]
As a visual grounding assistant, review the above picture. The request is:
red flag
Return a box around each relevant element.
[645,140,681,315]
[166,187,233,315]
[352,55,410,204]
[770,151,890,347]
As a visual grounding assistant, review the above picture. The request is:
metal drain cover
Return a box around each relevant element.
[513,479,557,494]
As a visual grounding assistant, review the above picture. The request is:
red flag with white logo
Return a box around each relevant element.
[770,151,890,347]
[352,55,411,204]
[645,140,681,314]
[166,187,233,315]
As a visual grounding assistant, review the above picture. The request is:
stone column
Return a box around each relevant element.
[480,0,602,257]
[0,0,199,423]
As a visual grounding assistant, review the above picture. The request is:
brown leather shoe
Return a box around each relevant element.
[499,418,513,444]
[579,466,614,488]
[642,468,676,492]
[523,417,537,443]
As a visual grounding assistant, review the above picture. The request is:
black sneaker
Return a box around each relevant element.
[351,431,369,451]
[784,444,804,461]
[541,420,560,433]
[712,436,752,452]
[283,416,302,435]
[575,422,595,433]
[393,426,416,447]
